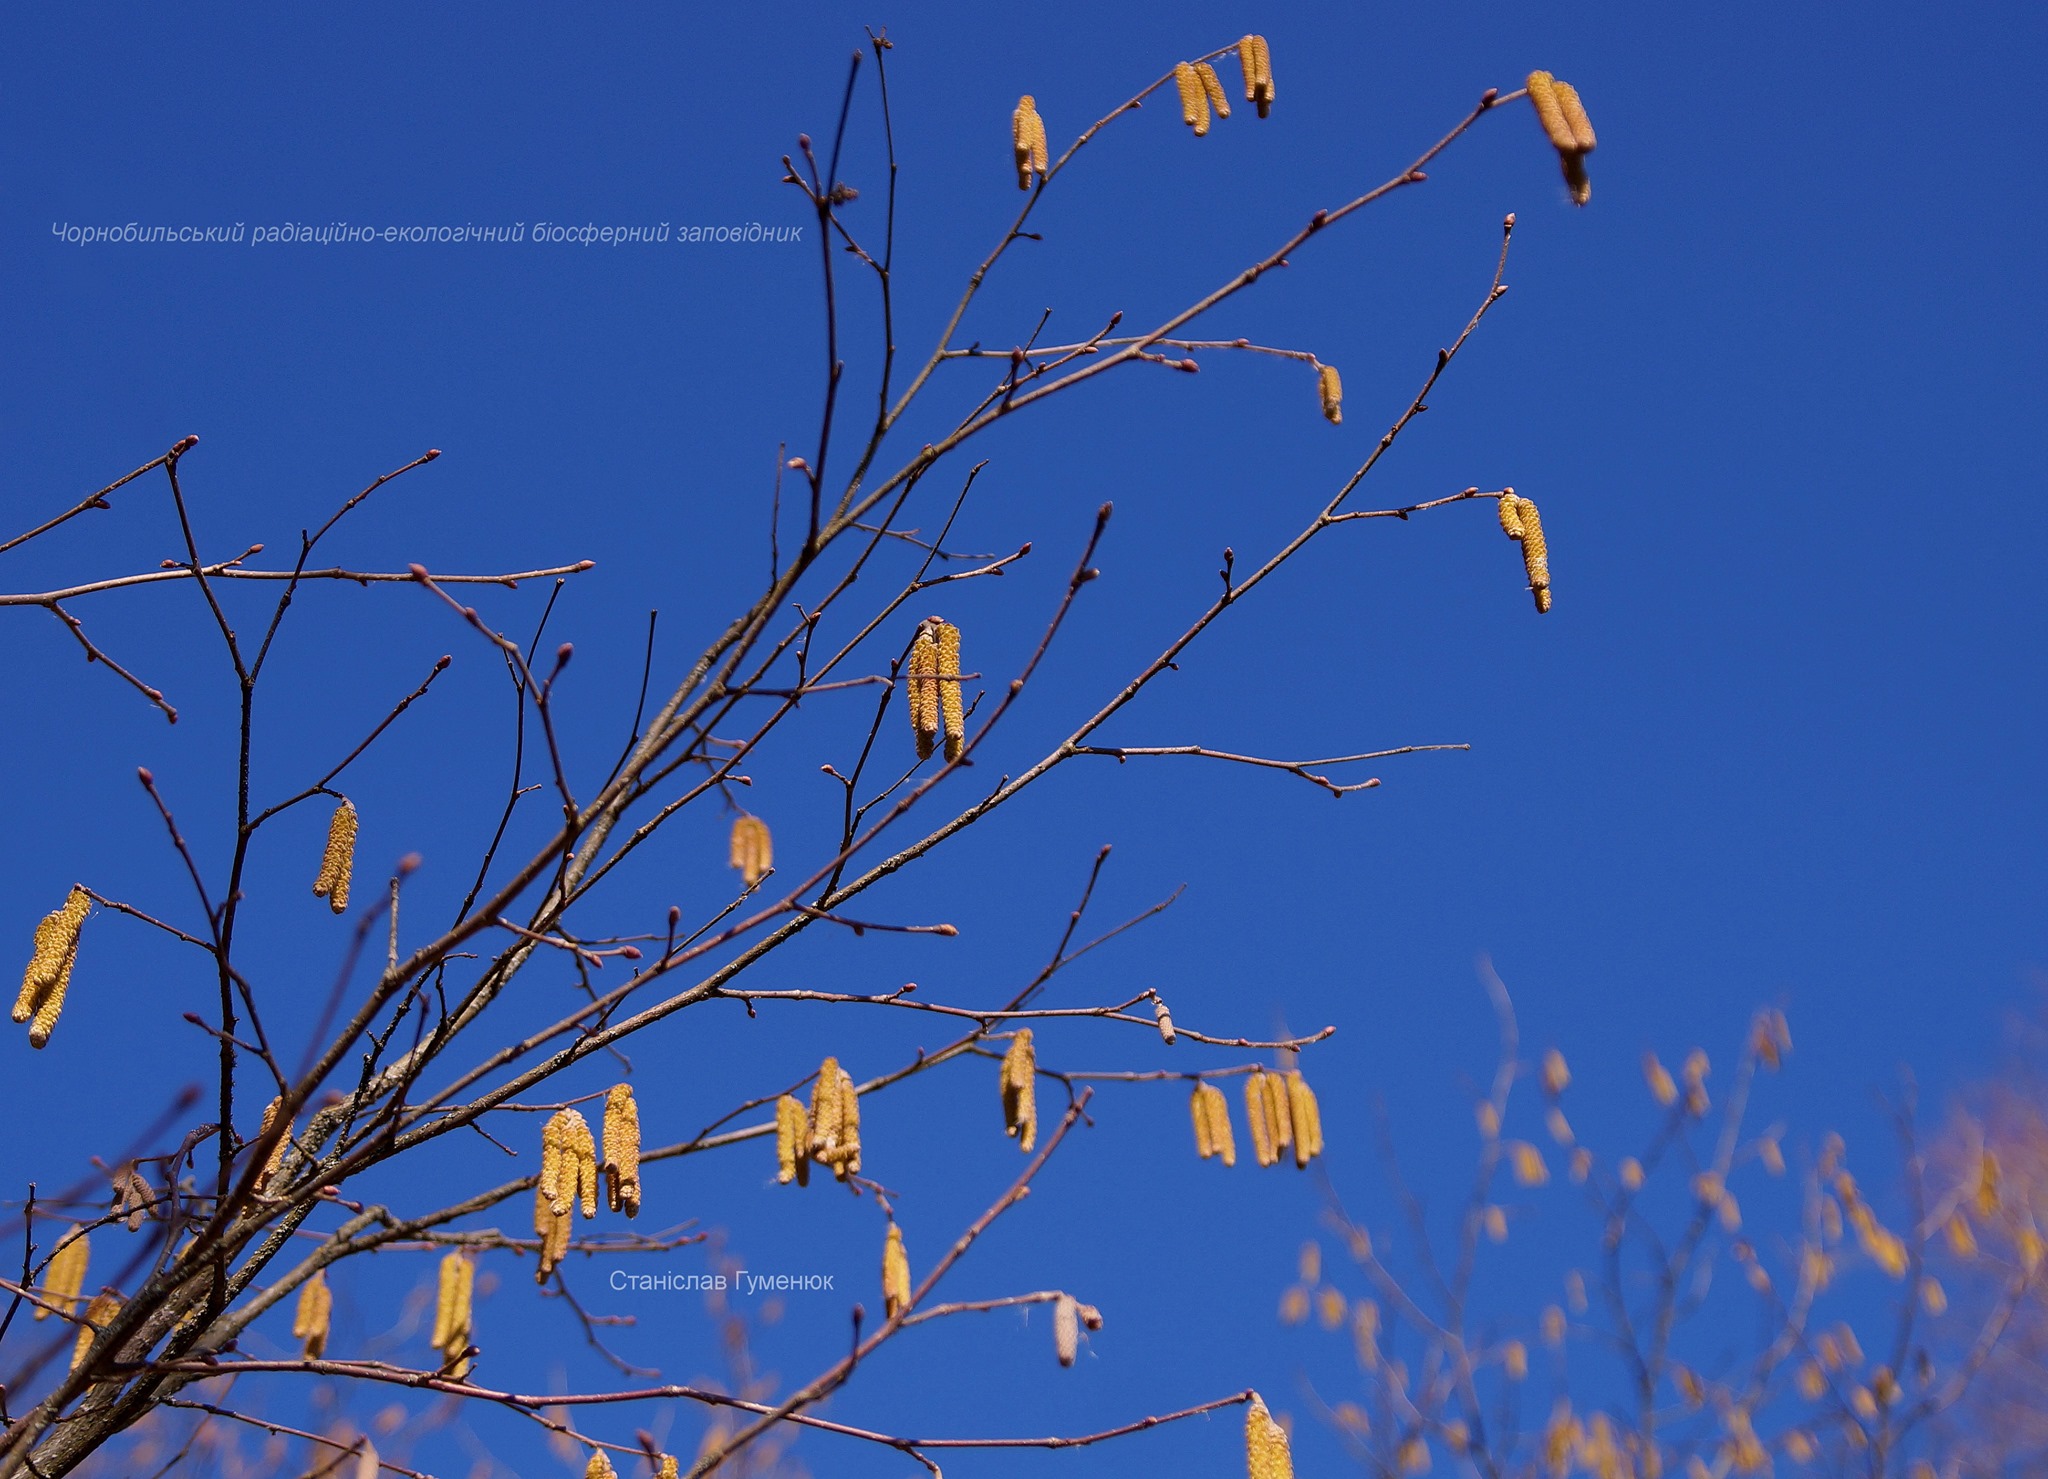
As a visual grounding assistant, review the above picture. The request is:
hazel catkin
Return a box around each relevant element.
[934,620,965,762]
[1054,1292,1080,1367]
[1286,1071,1323,1168]
[775,1094,811,1186]
[15,885,89,1049]
[906,628,940,760]
[432,1251,474,1373]
[292,1268,332,1358]
[1317,364,1343,425]
[71,1291,122,1376]
[1237,36,1275,118]
[1196,1082,1237,1167]
[1001,1029,1038,1152]
[1012,95,1049,189]
[1175,62,1211,137]
[729,815,772,888]
[601,1084,641,1218]
[882,1223,912,1318]
[312,799,357,914]
[1526,71,1594,206]
[1514,496,1551,613]
[1196,61,1231,120]
[36,1227,88,1322]
[1245,1072,1278,1168]
[1246,1393,1295,1479]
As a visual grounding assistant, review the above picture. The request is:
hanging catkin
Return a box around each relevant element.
[882,1223,912,1318]
[729,815,772,887]
[312,799,357,914]
[1286,1072,1323,1167]
[293,1269,332,1358]
[584,1455,617,1479]
[934,620,965,761]
[36,1227,88,1322]
[541,1108,598,1219]
[432,1251,474,1373]
[906,628,940,760]
[71,1291,122,1375]
[1001,1029,1038,1152]
[1246,1393,1295,1479]
[1245,1073,1278,1168]
[254,1096,292,1194]
[834,1068,862,1180]
[1193,1082,1237,1166]
[1515,497,1551,612]
[1175,63,1212,136]
[601,1084,641,1218]
[14,885,89,1049]
[1012,95,1049,189]
[809,1057,844,1162]
[1263,1070,1295,1155]
[1195,61,1231,120]
[1317,365,1343,425]
[1525,71,1594,206]
[1054,1292,1081,1366]
[775,1094,811,1186]
[1238,36,1275,117]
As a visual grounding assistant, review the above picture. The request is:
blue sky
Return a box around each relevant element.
[4,3,2045,1476]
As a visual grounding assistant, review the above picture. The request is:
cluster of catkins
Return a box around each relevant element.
[1525,70,1598,207]
[1497,492,1553,614]
[1191,1069,1323,1170]
[775,1056,863,1188]
[535,1086,643,1281]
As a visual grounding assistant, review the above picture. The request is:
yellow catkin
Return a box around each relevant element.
[15,885,90,1049]
[1246,1393,1295,1479]
[601,1084,641,1218]
[37,1227,89,1322]
[312,799,357,914]
[907,628,940,760]
[1195,1082,1235,1166]
[1286,1072,1322,1167]
[1012,95,1048,189]
[1196,61,1231,120]
[1498,492,1525,541]
[1174,62,1211,137]
[1245,1072,1277,1168]
[1238,36,1275,118]
[1553,81,1596,153]
[729,814,772,887]
[835,1068,862,1179]
[655,1458,680,1479]
[1192,1083,1217,1159]
[809,1056,844,1162]
[293,1269,332,1358]
[534,1183,569,1282]
[934,620,965,762]
[1317,364,1343,425]
[584,1455,617,1479]
[882,1223,912,1318]
[540,1108,598,1219]
[72,1291,121,1375]
[433,1252,474,1372]
[1514,496,1551,613]
[1001,1029,1038,1152]
[1263,1071,1295,1153]
[1054,1292,1080,1366]
[775,1094,811,1186]
[1525,72,1577,153]
[255,1096,292,1194]
[1643,1053,1676,1107]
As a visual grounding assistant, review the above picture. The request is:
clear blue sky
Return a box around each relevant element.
[4,3,2044,1475]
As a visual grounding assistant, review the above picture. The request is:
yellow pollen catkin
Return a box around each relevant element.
[540,1108,598,1219]
[1012,95,1048,189]
[1263,1070,1294,1153]
[1286,1072,1322,1167]
[37,1227,89,1322]
[293,1269,332,1358]
[1238,36,1275,118]
[809,1056,844,1161]
[254,1096,293,1195]
[835,1068,862,1179]
[312,799,357,914]
[1246,1393,1294,1479]
[15,885,89,1049]
[1513,496,1551,612]
[1174,63,1211,137]
[1245,1072,1277,1168]
[1001,1029,1038,1152]
[1192,1082,1216,1159]
[907,628,940,760]
[934,620,965,762]
[432,1251,474,1373]
[71,1291,122,1376]
[601,1084,641,1218]
[1525,72,1576,153]
[1317,364,1343,425]
[1204,1083,1237,1166]
[1054,1292,1080,1366]
[584,1455,617,1479]
[729,814,772,887]
[1196,61,1231,120]
[1498,492,1525,540]
[655,1458,680,1479]
[1553,80,1596,153]
[775,1094,811,1186]
[534,1183,570,1282]
[882,1223,912,1317]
